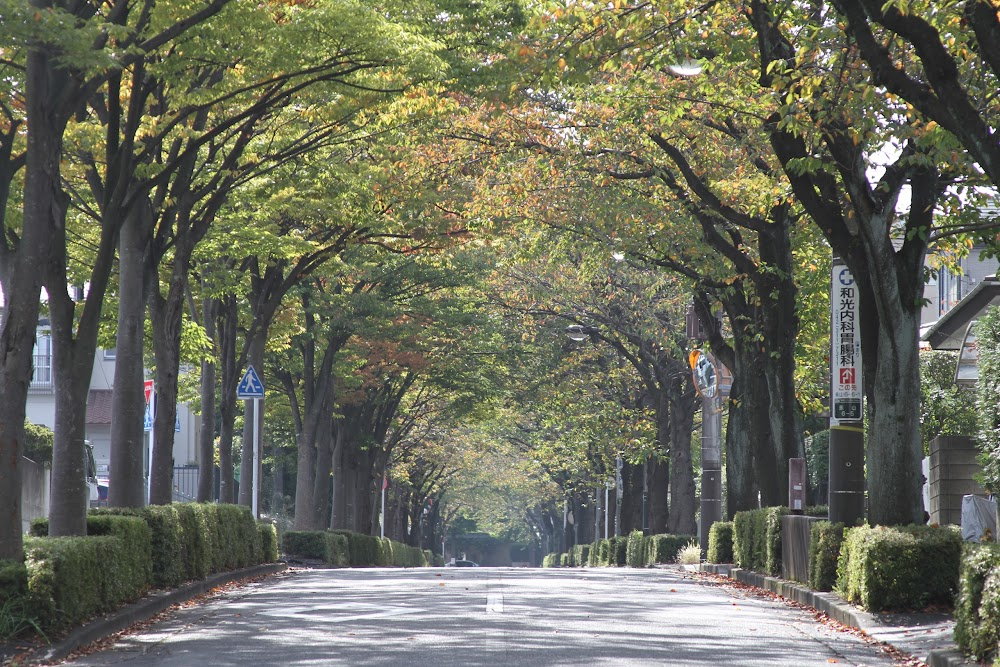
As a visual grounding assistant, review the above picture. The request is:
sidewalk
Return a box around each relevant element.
[1,562,287,666]
[696,563,977,667]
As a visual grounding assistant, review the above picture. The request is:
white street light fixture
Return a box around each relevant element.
[565,324,589,341]
[668,59,703,77]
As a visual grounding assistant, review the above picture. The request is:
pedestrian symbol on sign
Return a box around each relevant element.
[237,365,265,398]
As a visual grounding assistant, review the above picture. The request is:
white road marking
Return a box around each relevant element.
[486,592,504,613]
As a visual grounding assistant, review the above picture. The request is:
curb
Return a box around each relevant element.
[696,564,978,667]
[31,562,288,664]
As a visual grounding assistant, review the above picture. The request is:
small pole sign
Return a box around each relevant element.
[831,263,863,423]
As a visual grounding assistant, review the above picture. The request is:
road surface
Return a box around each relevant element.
[58,566,908,666]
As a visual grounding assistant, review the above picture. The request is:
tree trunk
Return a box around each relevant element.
[724,373,757,515]
[217,295,238,503]
[198,297,218,502]
[647,454,669,534]
[108,204,152,508]
[148,287,184,505]
[667,375,698,535]
[310,417,335,529]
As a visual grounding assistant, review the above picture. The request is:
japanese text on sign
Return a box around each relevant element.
[831,265,862,423]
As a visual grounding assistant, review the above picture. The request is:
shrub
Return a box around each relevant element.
[542,552,559,567]
[0,559,27,600]
[331,531,384,566]
[733,507,789,576]
[646,534,698,564]
[572,544,590,567]
[560,552,570,567]
[29,514,151,605]
[283,531,328,560]
[808,521,844,592]
[258,522,279,563]
[707,522,734,564]
[325,533,350,566]
[588,541,600,566]
[23,535,120,632]
[836,524,961,612]
[625,531,646,568]
[954,543,1000,662]
[677,541,701,565]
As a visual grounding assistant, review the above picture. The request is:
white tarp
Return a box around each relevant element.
[961,495,997,542]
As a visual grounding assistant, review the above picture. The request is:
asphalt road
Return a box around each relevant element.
[57,567,908,666]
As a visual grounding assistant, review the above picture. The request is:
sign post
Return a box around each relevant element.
[380,477,388,539]
[144,379,154,505]
[829,260,865,525]
[237,365,265,518]
[689,348,729,559]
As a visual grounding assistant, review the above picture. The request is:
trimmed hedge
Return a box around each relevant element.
[283,531,424,567]
[954,543,1000,662]
[0,559,27,600]
[836,524,961,612]
[23,535,120,633]
[734,506,827,577]
[541,552,560,567]
[18,504,277,635]
[626,531,646,568]
[808,521,844,592]
[646,534,697,565]
[707,522,734,564]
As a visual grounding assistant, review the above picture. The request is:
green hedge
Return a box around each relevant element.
[954,543,1000,662]
[573,544,590,567]
[733,507,827,576]
[626,531,645,567]
[560,552,570,567]
[836,524,961,612]
[542,552,560,567]
[23,535,119,632]
[646,534,697,565]
[808,521,844,592]
[707,522,734,564]
[284,531,423,567]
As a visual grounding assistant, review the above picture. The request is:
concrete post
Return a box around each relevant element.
[828,426,864,525]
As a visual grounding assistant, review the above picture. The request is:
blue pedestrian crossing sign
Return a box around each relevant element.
[237,365,265,398]
[144,406,153,432]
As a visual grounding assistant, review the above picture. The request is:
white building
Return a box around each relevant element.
[25,320,201,495]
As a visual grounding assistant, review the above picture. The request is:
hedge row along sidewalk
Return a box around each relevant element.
[541,531,697,568]
[0,503,280,658]
[281,530,433,567]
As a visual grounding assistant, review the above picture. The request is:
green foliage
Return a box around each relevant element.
[978,307,1000,492]
[808,521,844,592]
[612,537,627,566]
[559,552,570,567]
[23,535,122,633]
[258,522,279,563]
[625,530,646,568]
[282,531,328,560]
[707,522,734,564]
[542,552,560,568]
[836,524,961,612]
[646,534,698,565]
[733,507,787,576]
[954,543,1000,661]
[571,543,590,567]
[22,421,54,466]
[921,350,977,449]
[331,531,386,566]
[805,431,829,498]
[0,559,27,600]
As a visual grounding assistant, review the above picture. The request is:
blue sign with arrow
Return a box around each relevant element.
[237,365,265,398]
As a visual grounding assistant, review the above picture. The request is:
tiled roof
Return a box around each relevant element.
[86,389,113,424]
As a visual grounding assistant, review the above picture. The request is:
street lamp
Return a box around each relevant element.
[565,324,589,341]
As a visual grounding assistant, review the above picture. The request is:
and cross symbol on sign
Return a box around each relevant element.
[237,365,265,398]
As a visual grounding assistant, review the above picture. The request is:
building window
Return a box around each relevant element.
[103,348,117,360]
[32,332,52,387]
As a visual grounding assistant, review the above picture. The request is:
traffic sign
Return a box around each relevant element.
[144,379,153,405]
[237,365,265,398]
[144,406,153,432]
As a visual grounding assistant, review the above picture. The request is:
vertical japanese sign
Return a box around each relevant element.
[831,262,863,423]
